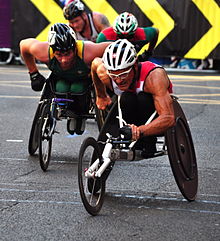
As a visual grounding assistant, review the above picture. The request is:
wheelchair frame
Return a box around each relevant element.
[28,76,106,171]
[78,95,198,215]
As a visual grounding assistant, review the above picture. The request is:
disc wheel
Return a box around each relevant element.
[165,116,198,201]
[28,103,42,155]
[38,103,52,171]
[78,137,105,216]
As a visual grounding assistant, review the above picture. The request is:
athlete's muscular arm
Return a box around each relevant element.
[91,57,112,110]
[96,31,108,43]
[83,41,111,65]
[20,38,49,91]
[93,12,110,32]
[140,68,174,135]
[131,68,175,140]
[19,38,49,73]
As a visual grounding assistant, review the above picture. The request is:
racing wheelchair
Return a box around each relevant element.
[78,95,198,215]
[28,74,106,171]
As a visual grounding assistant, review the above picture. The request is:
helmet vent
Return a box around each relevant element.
[102,39,137,71]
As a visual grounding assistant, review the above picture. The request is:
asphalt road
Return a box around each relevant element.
[0,65,219,241]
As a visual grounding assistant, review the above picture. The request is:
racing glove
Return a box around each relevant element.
[119,125,132,140]
[29,71,46,91]
[138,50,153,62]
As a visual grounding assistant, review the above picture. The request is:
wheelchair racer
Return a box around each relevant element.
[91,39,175,158]
[20,23,110,135]
[63,0,110,42]
[96,12,159,62]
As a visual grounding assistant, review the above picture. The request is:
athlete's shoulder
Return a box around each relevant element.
[141,61,162,69]
[92,11,110,30]
[92,11,105,18]
[101,27,115,35]
[100,27,117,40]
[133,27,146,40]
[135,27,145,34]
[140,61,163,77]
[134,27,158,42]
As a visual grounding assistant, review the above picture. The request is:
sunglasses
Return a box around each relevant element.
[107,67,132,81]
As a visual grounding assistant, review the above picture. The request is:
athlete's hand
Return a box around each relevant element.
[128,124,141,141]
[138,50,153,62]
[29,71,46,91]
[96,96,112,110]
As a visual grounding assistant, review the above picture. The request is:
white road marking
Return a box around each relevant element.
[0,192,219,215]
[0,95,39,99]
[175,83,220,90]
[6,140,23,143]
[0,83,30,88]
[170,75,220,81]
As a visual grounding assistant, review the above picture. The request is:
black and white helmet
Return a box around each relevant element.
[63,0,85,20]
[48,23,77,52]
[113,12,138,36]
[102,39,137,70]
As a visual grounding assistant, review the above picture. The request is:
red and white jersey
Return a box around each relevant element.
[111,61,172,96]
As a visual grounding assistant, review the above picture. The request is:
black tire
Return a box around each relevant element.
[28,103,42,155]
[28,81,51,156]
[38,103,52,171]
[93,100,119,182]
[165,100,198,201]
[78,137,105,216]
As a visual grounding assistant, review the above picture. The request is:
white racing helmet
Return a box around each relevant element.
[102,39,137,71]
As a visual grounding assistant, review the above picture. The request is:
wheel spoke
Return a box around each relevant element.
[39,103,52,171]
[78,137,105,216]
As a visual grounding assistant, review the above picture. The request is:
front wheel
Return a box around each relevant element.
[28,103,42,155]
[78,137,105,216]
[38,103,53,171]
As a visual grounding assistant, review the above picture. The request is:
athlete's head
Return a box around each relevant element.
[113,12,138,38]
[102,39,137,71]
[102,39,138,90]
[48,23,77,52]
[63,0,85,20]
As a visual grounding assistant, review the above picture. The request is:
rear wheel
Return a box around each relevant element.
[165,99,198,201]
[38,103,52,171]
[78,137,105,216]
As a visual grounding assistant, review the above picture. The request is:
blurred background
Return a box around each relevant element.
[0,0,220,70]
